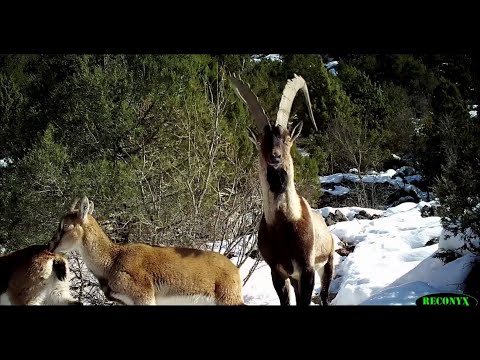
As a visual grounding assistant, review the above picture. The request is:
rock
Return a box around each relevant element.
[394,166,416,178]
[325,214,336,226]
[336,241,355,257]
[425,237,439,246]
[325,210,349,225]
[354,210,382,221]
[249,249,261,259]
[387,189,420,206]
[334,209,348,222]
[421,205,436,218]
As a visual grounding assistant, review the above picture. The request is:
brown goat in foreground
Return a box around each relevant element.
[229,73,335,306]
[0,244,81,305]
[48,196,244,305]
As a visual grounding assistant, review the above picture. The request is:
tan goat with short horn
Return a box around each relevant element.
[49,196,244,305]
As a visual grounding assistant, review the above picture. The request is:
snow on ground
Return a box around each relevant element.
[362,253,477,305]
[234,249,344,306]
[325,61,338,76]
[438,226,480,255]
[320,168,429,201]
[469,104,477,118]
[237,199,476,305]
[0,157,13,168]
[251,54,282,63]
[297,147,310,157]
[329,201,443,305]
[322,185,350,196]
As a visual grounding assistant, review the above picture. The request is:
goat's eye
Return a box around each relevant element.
[63,223,71,230]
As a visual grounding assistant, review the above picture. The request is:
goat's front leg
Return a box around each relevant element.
[271,268,291,306]
[109,271,156,305]
[298,267,315,306]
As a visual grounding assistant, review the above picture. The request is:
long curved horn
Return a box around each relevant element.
[275,74,317,131]
[69,197,80,211]
[228,73,270,132]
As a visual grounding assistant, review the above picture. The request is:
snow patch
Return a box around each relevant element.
[322,185,350,196]
[319,169,429,201]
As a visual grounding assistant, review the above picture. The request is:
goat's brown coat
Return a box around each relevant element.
[229,73,335,305]
[49,197,244,305]
[0,244,79,305]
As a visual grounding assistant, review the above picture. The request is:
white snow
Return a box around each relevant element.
[0,158,13,168]
[319,169,429,201]
[297,147,310,157]
[234,251,343,305]
[363,253,477,305]
[251,54,282,63]
[439,226,480,255]
[325,61,338,76]
[238,200,477,306]
[469,105,477,118]
[322,185,350,196]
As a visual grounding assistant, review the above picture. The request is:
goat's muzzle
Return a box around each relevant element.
[268,152,282,168]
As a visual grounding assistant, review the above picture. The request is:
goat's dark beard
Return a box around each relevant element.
[267,165,288,195]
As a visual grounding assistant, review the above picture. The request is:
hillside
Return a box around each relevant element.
[230,167,479,305]
[1,53,479,305]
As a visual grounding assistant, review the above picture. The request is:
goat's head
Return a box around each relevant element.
[229,73,317,191]
[49,196,94,254]
[250,121,303,172]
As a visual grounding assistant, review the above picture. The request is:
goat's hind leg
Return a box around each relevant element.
[318,255,334,306]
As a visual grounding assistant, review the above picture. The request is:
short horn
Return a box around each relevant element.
[275,74,317,131]
[228,73,270,133]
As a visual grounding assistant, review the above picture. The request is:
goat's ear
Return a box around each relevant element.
[88,200,94,215]
[79,196,90,223]
[247,127,260,150]
[290,121,303,143]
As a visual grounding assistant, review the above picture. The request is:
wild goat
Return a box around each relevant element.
[229,73,335,306]
[48,196,245,305]
[0,244,81,305]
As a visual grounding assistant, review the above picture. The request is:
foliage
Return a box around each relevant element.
[1,52,478,265]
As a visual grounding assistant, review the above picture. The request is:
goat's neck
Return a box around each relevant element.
[80,220,118,278]
[260,165,302,225]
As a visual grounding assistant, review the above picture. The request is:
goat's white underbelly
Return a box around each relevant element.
[110,284,218,305]
[0,293,11,305]
[155,294,217,305]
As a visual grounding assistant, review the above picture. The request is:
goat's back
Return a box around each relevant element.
[113,243,242,288]
[310,209,335,263]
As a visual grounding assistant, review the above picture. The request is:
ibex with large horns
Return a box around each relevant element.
[0,244,81,305]
[48,196,244,305]
[229,73,335,306]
